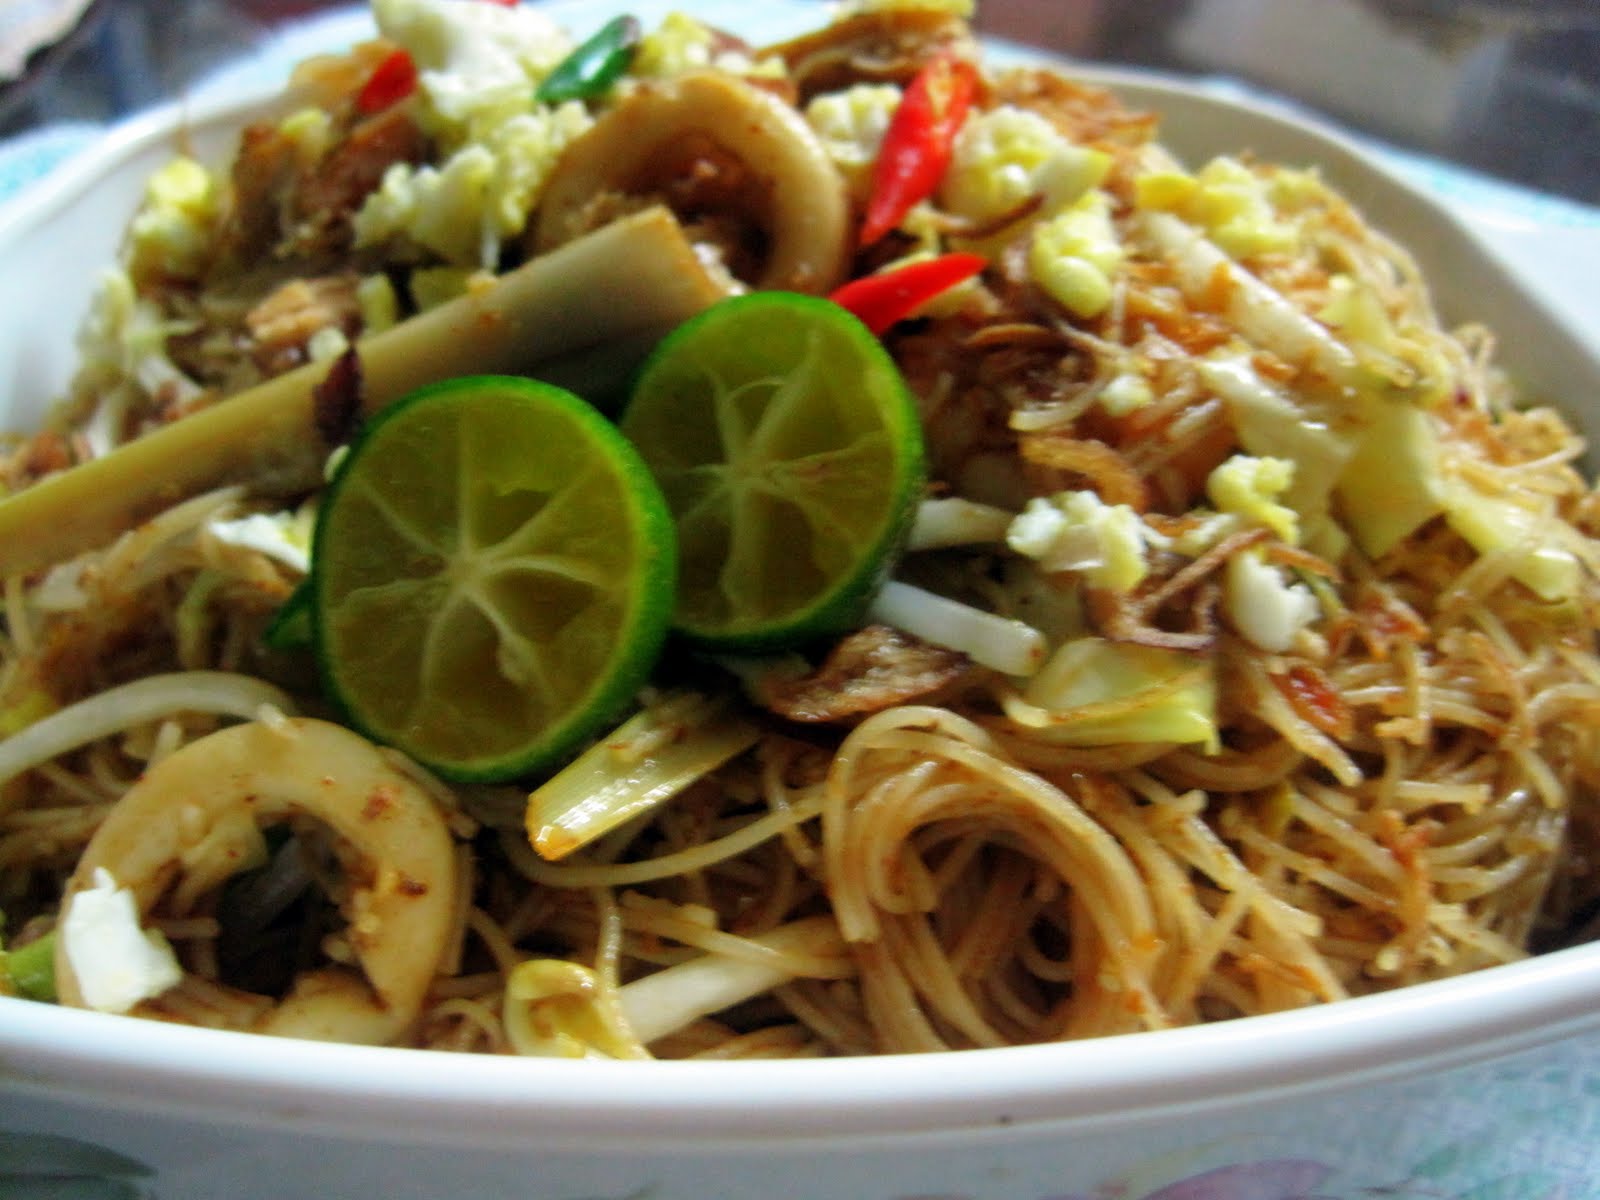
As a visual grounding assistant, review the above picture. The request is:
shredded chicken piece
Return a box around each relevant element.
[216,105,425,268]
[245,274,362,376]
[298,106,428,253]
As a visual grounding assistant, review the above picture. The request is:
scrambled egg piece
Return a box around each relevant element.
[1207,454,1300,545]
[127,157,221,284]
[633,11,782,79]
[355,104,593,268]
[1098,371,1154,416]
[1007,490,1150,593]
[1029,191,1124,319]
[943,106,1109,228]
[806,84,902,193]
[1135,156,1301,259]
[373,0,572,137]
[358,0,595,266]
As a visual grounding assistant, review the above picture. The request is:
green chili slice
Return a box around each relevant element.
[536,15,642,105]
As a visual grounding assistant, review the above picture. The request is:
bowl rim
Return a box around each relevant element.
[4,944,1599,1148]
[2,11,1599,1151]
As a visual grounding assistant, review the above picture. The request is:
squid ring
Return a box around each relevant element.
[55,718,460,1045]
[533,71,851,295]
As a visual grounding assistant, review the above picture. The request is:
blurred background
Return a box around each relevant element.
[978,0,1600,204]
[0,0,1596,204]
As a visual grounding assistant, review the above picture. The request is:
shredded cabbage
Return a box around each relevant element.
[1225,549,1319,652]
[1014,637,1218,749]
[1333,401,1446,558]
[72,269,203,456]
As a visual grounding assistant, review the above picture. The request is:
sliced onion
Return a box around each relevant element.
[868,580,1047,677]
[0,671,296,787]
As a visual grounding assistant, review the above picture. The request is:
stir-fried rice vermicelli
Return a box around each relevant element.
[2,0,1599,1057]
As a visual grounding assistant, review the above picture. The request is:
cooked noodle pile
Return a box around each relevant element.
[2,1,1598,1056]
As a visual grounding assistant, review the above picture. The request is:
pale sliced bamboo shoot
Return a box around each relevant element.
[0,207,728,577]
[527,690,762,861]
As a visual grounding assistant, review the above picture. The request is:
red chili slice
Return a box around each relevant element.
[828,253,986,335]
[355,48,419,115]
[859,53,979,248]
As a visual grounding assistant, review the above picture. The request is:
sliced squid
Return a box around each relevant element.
[533,71,850,295]
[54,718,460,1045]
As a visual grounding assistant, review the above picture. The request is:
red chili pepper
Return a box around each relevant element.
[829,253,986,335]
[356,47,419,115]
[858,53,979,248]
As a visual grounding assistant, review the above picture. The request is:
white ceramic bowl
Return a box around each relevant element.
[2,5,1599,1197]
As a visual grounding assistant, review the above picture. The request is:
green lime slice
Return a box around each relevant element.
[262,579,313,651]
[312,375,676,782]
[620,292,925,651]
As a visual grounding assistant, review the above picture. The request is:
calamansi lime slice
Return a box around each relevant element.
[620,292,925,651]
[312,376,676,782]
[262,579,313,651]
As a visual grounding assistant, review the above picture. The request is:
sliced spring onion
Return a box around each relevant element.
[535,14,641,106]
